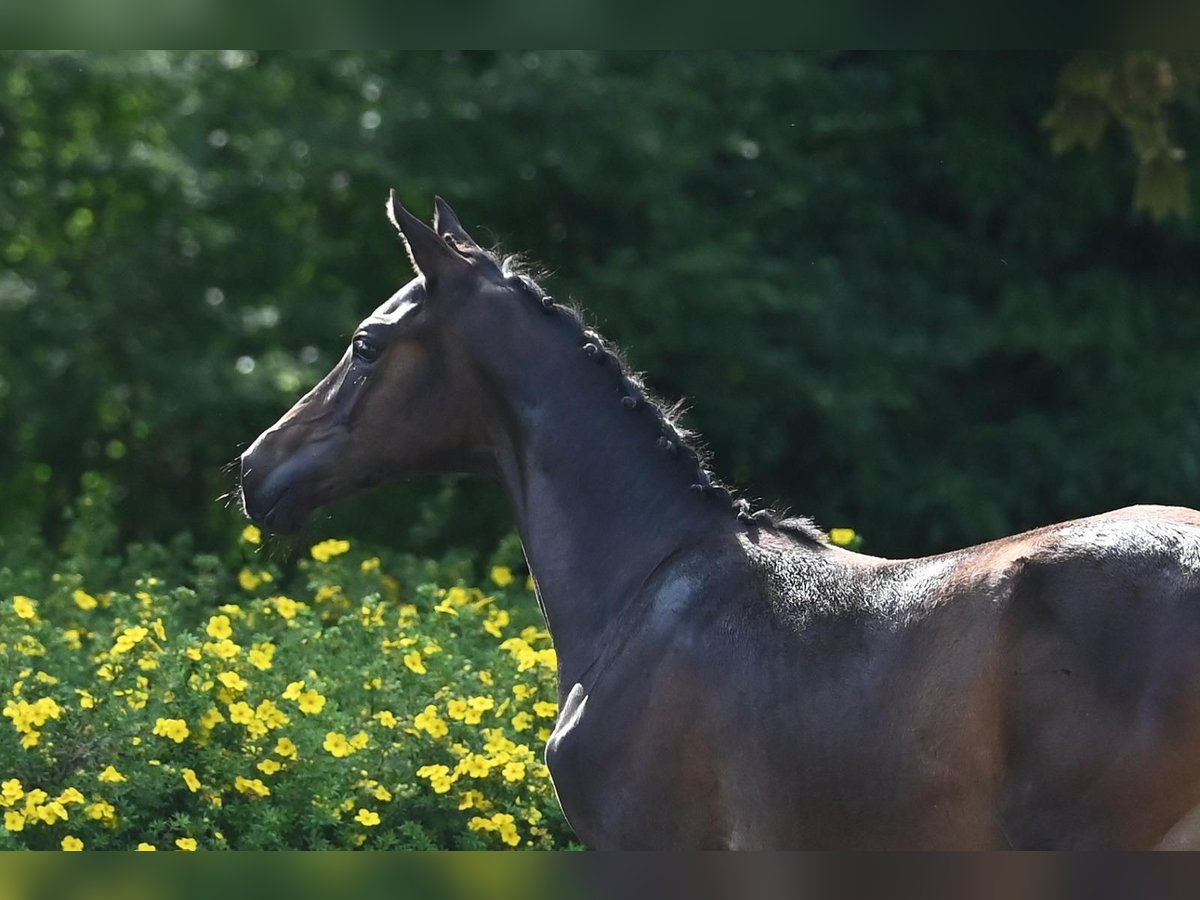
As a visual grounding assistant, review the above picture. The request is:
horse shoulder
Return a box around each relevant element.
[542,538,780,848]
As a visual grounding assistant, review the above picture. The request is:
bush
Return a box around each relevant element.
[0,488,573,850]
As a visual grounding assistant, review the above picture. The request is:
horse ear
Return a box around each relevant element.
[386,189,464,286]
[433,195,480,251]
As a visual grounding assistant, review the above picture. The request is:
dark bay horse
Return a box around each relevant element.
[240,192,1200,849]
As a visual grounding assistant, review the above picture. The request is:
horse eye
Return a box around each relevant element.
[352,335,380,363]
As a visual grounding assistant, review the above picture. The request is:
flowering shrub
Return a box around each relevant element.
[0,519,573,850]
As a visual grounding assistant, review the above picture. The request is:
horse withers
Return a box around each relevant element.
[240,192,1200,849]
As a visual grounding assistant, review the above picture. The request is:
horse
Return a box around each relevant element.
[239,191,1200,849]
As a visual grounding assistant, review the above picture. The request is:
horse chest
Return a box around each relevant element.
[543,671,738,848]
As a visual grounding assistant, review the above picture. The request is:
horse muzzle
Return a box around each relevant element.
[239,432,341,534]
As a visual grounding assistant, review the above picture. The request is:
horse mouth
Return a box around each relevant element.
[263,492,307,534]
[241,478,313,536]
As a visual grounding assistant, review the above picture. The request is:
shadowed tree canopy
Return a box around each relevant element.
[1,51,1199,559]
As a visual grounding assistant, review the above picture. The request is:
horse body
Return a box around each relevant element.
[239,193,1200,848]
[546,507,1200,848]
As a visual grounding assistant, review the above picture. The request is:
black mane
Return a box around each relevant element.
[496,252,826,546]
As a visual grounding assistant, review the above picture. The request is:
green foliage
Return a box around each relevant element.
[0,482,571,850]
[1044,52,1200,221]
[2,52,1200,561]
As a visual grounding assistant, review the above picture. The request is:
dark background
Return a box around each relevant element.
[2,51,1198,560]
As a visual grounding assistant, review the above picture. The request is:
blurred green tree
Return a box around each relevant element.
[1,51,1198,559]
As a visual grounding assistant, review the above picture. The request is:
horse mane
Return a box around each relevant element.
[495,251,826,546]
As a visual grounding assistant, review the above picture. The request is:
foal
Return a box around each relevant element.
[241,192,1200,848]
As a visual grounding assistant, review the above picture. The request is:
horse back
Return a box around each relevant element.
[989,505,1200,847]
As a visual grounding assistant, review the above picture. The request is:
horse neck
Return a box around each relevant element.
[479,332,728,688]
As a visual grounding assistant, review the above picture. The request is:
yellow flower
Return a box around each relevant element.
[416,764,456,794]
[201,707,225,730]
[829,527,857,547]
[373,710,398,728]
[413,705,448,739]
[360,557,381,573]
[457,790,486,811]
[12,595,37,620]
[112,625,148,655]
[502,761,527,782]
[492,813,520,847]
[136,843,156,851]
[255,699,290,729]
[373,785,393,802]
[151,619,167,641]
[234,776,270,798]
[275,737,298,760]
[4,810,24,832]
[206,615,233,640]
[500,637,538,671]
[532,700,558,719]
[354,808,381,827]
[4,696,64,732]
[201,643,241,662]
[58,787,85,806]
[310,539,350,562]
[248,642,275,671]
[257,759,282,775]
[228,701,255,725]
[180,768,202,793]
[152,717,190,743]
[175,837,198,851]
[323,731,354,758]
[403,651,426,675]
[73,589,97,611]
[98,765,127,784]
[203,638,241,660]
[490,565,514,588]
[349,731,370,751]
[217,671,248,693]
[282,681,305,701]
[86,800,115,823]
[511,711,533,732]
[242,524,262,545]
[484,609,510,638]
[315,585,342,604]
[61,835,84,851]
[2,778,24,805]
[297,690,326,715]
[238,569,262,591]
[35,801,68,824]
[274,596,300,619]
[456,754,493,778]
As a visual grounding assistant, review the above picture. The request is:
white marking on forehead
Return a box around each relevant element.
[361,282,422,329]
